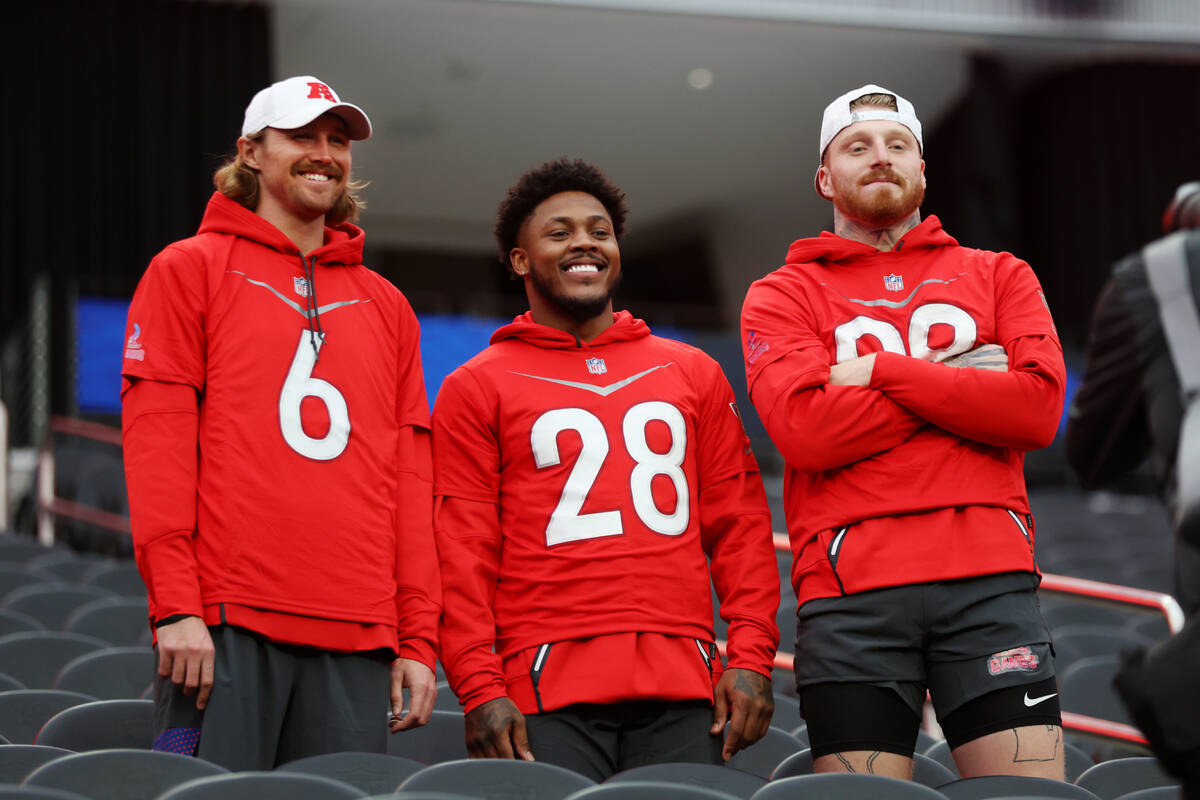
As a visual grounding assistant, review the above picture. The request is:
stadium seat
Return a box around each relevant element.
[62,597,150,647]
[769,692,802,734]
[1124,614,1171,642]
[1112,788,1185,800]
[748,772,946,799]
[1059,655,1131,725]
[788,723,810,748]
[80,561,145,598]
[154,772,368,798]
[34,698,154,750]
[0,609,45,637]
[433,680,463,711]
[398,758,596,799]
[276,751,425,795]
[2,584,117,630]
[605,762,764,798]
[936,775,1102,799]
[0,786,92,800]
[0,690,95,744]
[386,709,468,763]
[0,565,55,602]
[566,782,742,800]
[0,671,26,690]
[768,747,956,788]
[923,737,1094,783]
[0,540,56,564]
[725,725,805,779]
[0,631,108,689]
[1074,757,1179,799]
[0,744,73,784]
[53,646,154,699]
[22,748,229,800]
[24,551,92,581]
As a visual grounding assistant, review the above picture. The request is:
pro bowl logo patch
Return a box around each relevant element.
[745,331,770,365]
[124,323,145,362]
[987,646,1040,676]
[884,274,904,292]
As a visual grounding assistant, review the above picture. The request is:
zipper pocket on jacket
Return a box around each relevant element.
[827,526,850,595]
[695,639,715,675]
[1006,509,1038,571]
[529,643,552,714]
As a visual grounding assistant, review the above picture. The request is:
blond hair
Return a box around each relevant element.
[212,132,366,227]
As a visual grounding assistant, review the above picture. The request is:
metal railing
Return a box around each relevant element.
[37,415,129,547]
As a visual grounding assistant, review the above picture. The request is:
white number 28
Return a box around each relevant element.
[530,401,689,546]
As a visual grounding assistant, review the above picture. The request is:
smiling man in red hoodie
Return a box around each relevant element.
[432,158,780,780]
[740,86,1067,781]
[121,76,440,769]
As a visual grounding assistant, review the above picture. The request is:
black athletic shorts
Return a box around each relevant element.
[793,572,1055,720]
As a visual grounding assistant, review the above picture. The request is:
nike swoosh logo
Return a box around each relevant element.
[1023,692,1058,707]
[510,363,674,396]
[229,270,369,318]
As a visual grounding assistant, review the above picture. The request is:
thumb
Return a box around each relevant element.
[513,717,535,762]
[711,688,728,735]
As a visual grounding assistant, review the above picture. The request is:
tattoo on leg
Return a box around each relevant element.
[1012,726,1061,763]
[866,751,882,774]
[834,753,856,772]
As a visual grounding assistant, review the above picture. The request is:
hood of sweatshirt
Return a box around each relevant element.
[490,310,651,350]
[784,215,958,266]
[195,191,366,267]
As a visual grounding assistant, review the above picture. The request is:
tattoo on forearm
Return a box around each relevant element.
[1012,726,1060,763]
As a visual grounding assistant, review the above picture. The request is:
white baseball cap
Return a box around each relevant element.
[241,75,372,140]
[814,84,922,196]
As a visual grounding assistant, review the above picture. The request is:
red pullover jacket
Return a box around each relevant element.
[741,216,1065,606]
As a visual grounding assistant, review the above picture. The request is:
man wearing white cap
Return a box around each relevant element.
[121,76,440,768]
[740,85,1067,780]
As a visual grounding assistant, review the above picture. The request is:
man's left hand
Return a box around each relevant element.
[388,657,437,732]
[711,667,774,761]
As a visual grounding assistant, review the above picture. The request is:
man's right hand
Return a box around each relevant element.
[464,697,535,761]
[155,615,214,710]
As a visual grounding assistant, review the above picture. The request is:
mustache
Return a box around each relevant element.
[860,169,903,186]
[292,161,345,180]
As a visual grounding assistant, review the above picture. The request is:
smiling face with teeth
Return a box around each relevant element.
[239,112,351,234]
[511,190,622,342]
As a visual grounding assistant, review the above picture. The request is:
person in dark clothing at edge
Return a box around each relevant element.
[1066,181,1200,617]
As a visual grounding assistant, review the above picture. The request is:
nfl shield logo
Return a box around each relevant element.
[884,274,904,292]
[586,357,607,375]
[293,277,311,297]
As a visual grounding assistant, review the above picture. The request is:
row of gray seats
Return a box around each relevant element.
[0,746,1183,800]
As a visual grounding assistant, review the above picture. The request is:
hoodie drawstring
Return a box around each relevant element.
[302,254,326,361]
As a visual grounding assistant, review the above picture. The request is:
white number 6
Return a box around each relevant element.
[279,332,350,461]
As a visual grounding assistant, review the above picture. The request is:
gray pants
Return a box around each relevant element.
[153,625,391,770]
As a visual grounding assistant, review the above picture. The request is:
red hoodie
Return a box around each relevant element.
[741,216,1065,606]
[433,311,779,714]
[121,191,440,664]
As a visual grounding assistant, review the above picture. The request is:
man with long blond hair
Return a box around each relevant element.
[121,76,440,769]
